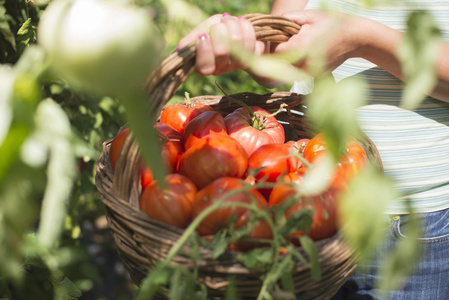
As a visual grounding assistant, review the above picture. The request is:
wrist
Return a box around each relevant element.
[350,17,403,67]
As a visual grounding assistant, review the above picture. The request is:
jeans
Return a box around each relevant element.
[331,208,449,300]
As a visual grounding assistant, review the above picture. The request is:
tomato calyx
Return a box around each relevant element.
[183,91,196,109]
[250,103,287,131]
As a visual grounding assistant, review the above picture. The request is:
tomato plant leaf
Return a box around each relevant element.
[398,11,441,110]
[298,236,321,280]
[0,66,14,146]
[0,71,38,182]
[35,99,78,248]
[51,268,83,300]
[376,211,422,296]
[277,255,295,294]
[0,1,16,50]
[212,229,231,259]
[277,208,314,237]
[307,75,367,160]
[339,165,398,262]
[16,18,36,58]
[169,266,203,300]
[0,168,40,282]
[135,262,172,300]
[224,277,242,300]
[121,93,167,185]
[237,247,273,270]
[300,154,335,196]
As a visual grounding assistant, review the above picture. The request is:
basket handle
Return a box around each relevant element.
[145,13,301,115]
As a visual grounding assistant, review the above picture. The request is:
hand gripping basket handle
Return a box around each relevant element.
[111,13,302,205]
[145,13,301,116]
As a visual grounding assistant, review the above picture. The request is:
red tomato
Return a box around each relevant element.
[302,133,367,187]
[140,163,153,189]
[139,122,184,189]
[269,173,340,241]
[109,127,130,171]
[286,138,310,169]
[160,101,214,134]
[154,122,184,142]
[192,177,273,250]
[140,173,197,229]
[337,139,368,182]
[225,106,285,157]
[302,133,327,164]
[248,143,301,198]
[286,138,310,154]
[155,122,184,172]
[183,111,228,150]
[178,134,248,189]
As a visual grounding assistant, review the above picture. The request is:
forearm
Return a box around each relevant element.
[356,17,449,103]
[270,0,309,14]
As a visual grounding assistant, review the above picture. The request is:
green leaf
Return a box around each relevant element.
[135,262,172,300]
[0,169,40,282]
[338,165,398,262]
[376,212,422,296]
[237,247,273,270]
[398,11,441,110]
[211,229,231,259]
[120,93,167,185]
[169,267,206,300]
[224,277,242,300]
[277,255,295,294]
[277,207,314,237]
[51,269,83,300]
[0,71,39,182]
[0,66,14,145]
[0,124,30,182]
[298,236,321,280]
[0,1,16,50]
[300,154,335,196]
[35,99,78,248]
[307,75,367,159]
[16,18,36,57]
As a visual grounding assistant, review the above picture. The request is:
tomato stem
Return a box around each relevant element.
[184,91,192,108]
[256,103,288,118]
[215,81,255,117]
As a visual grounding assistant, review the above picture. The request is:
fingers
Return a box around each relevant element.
[193,13,258,76]
[177,14,223,50]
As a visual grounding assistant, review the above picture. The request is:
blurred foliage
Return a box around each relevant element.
[0,0,440,299]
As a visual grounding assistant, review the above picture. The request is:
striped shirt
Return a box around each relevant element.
[291,0,449,214]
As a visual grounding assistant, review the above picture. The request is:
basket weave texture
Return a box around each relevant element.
[95,14,383,300]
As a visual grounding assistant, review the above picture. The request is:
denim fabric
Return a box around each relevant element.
[332,208,449,300]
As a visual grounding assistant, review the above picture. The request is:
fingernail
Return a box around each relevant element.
[238,16,243,19]
[222,12,231,17]
[175,45,180,51]
[198,33,207,41]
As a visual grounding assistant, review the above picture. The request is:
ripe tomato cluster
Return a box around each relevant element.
[109,100,368,250]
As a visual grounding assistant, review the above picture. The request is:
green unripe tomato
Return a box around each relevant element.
[38,0,165,97]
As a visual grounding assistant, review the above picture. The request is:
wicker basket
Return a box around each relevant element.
[95,14,383,300]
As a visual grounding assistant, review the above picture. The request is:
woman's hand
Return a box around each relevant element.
[177,13,266,76]
[273,10,371,74]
